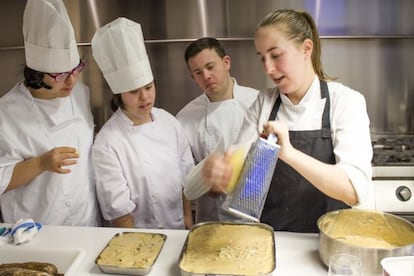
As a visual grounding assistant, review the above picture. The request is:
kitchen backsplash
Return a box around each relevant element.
[0,0,413,134]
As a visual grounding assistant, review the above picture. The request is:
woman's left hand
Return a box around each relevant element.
[262,120,293,161]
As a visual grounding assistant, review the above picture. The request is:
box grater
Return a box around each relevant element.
[221,134,279,222]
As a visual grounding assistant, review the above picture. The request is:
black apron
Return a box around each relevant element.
[261,80,349,233]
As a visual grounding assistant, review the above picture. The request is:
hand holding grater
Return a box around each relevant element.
[221,134,280,222]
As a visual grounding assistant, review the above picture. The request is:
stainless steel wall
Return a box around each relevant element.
[0,0,413,134]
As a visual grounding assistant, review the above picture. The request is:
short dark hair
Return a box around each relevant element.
[184,37,226,64]
[110,94,124,112]
[109,79,157,112]
[23,66,52,89]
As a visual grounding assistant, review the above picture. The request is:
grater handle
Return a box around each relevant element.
[267,133,278,144]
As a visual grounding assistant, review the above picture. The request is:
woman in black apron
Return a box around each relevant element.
[261,80,349,233]
[186,9,372,233]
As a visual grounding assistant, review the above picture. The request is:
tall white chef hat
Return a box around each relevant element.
[91,17,153,94]
[23,0,80,73]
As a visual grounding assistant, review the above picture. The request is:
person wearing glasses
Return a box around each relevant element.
[0,0,100,226]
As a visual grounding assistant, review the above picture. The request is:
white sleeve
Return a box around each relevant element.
[183,159,210,200]
[183,137,226,200]
[236,89,275,145]
[0,132,21,194]
[330,85,373,206]
[176,122,195,188]
[92,144,135,221]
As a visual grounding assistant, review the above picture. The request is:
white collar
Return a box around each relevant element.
[280,75,320,106]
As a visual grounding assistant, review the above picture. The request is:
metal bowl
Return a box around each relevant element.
[318,209,414,276]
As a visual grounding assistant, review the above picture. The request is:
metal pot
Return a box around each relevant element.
[318,209,414,276]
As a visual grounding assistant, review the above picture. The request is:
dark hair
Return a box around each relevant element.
[184,37,227,64]
[256,9,335,81]
[23,66,52,89]
[110,94,123,112]
[110,79,157,112]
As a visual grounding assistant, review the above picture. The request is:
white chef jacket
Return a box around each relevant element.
[92,107,194,229]
[0,81,100,226]
[185,76,373,207]
[177,78,258,222]
[176,78,258,163]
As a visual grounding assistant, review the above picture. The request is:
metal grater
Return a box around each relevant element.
[221,134,279,222]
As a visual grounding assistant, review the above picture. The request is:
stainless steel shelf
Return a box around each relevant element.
[320,35,414,39]
[1,35,413,51]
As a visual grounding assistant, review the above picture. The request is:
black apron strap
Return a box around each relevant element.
[320,80,331,138]
[268,95,282,121]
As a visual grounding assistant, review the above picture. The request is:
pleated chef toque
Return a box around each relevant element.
[91,17,153,94]
[23,0,80,73]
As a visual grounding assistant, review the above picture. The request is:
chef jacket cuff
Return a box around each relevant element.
[0,164,15,194]
[183,160,210,200]
[338,163,373,207]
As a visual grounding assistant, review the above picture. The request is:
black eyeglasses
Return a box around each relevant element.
[46,61,85,82]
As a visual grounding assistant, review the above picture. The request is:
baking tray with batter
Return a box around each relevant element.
[178,222,275,276]
[95,232,167,275]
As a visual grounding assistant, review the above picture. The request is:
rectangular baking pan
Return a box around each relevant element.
[95,232,166,275]
[178,222,275,276]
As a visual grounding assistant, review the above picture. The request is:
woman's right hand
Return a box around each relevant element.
[6,146,79,191]
[40,146,79,174]
[202,151,233,194]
